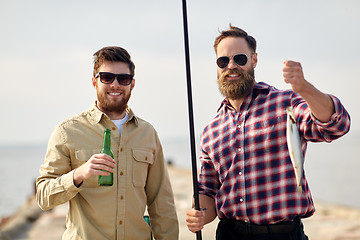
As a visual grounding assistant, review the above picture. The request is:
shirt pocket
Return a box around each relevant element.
[75,149,100,188]
[132,148,154,188]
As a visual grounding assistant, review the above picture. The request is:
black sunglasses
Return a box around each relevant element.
[216,54,248,69]
[95,72,133,86]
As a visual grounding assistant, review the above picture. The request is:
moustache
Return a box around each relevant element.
[219,68,248,81]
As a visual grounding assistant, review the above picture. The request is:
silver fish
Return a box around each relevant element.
[286,106,304,193]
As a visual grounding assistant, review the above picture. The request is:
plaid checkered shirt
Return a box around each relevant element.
[198,82,351,224]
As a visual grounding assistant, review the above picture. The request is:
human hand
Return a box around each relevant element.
[282,60,308,93]
[73,153,115,187]
[186,208,206,233]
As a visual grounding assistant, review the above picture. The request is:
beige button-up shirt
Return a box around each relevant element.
[36,104,179,239]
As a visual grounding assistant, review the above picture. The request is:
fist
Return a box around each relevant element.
[282,60,307,93]
[186,209,205,233]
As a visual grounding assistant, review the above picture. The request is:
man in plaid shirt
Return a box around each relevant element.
[186,25,350,240]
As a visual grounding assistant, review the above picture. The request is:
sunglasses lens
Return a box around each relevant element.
[234,54,248,66]
[117,74,133,85]
[216,57,230,69]
[99,73,115,84]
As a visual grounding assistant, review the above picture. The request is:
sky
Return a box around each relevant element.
[1,0,359,145]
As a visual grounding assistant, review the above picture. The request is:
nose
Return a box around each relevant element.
[227,57,238,69]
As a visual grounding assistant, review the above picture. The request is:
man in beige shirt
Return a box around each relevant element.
[36,46,179,239]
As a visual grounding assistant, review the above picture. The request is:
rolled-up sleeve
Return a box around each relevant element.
[198,146,220,199]
[295,94,351,143]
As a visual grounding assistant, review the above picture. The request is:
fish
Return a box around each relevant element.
[286,106,304,193]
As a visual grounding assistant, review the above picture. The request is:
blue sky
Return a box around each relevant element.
[0,0,359,145]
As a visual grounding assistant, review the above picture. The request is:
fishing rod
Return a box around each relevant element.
[181,0,202,239]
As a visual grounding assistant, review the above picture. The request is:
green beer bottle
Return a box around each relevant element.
[144,216,153,240]
[98,129,114,186]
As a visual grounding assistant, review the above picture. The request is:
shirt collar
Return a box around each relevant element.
[88,102,139,126]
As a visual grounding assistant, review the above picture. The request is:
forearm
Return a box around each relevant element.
[198,194,217,224]
[297,80,334,122]
[283,61,335,122]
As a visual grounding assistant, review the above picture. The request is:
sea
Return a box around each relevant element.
[1,130,359,219]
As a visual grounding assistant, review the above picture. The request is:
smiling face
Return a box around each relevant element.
[92,61,135,120]
[216,37,257,100]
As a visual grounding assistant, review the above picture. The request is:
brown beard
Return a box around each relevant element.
[217,67,255,100]
[96,87,131,115]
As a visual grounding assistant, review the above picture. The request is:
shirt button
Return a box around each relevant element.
[120,171,124,176]
[238,148,242,153]
[239,171,242,176]
[240,198,244,203]
[119,220,123,225]
[120,195,124,200]
[112,127,116,131]
[120,148,123,152]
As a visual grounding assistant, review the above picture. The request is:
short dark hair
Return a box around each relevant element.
[93,46,135,76]
[214,24,257,54]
